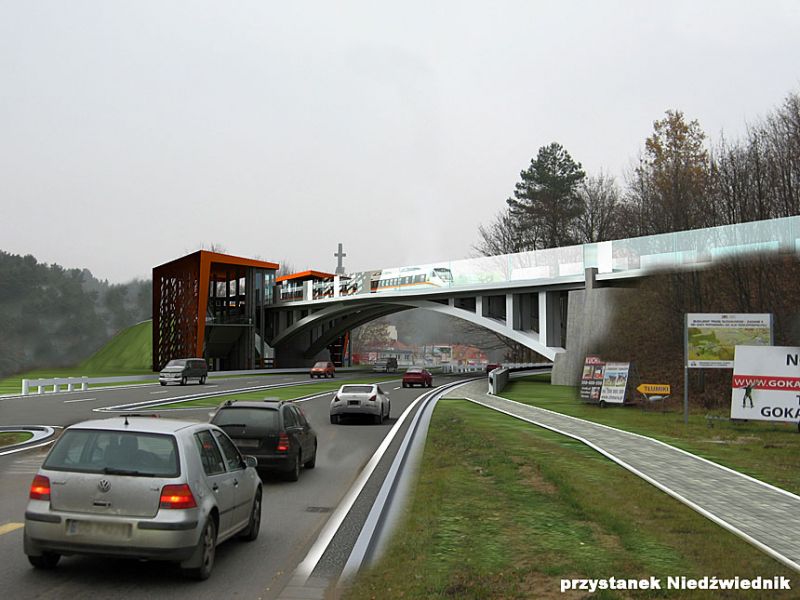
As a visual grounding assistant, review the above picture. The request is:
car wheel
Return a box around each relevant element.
[330,414,339,424]
[375,410,383,425]
[160,382,167,386]
[285,453,300,482]
[28,552,60,570]
[200,376,207,385]
[180,376,187,386]
[184,518,217,580]
[240,490,262,542]
[385,403,390,419]
[304,443,317,469]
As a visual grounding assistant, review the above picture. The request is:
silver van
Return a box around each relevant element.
[159,358,208,386]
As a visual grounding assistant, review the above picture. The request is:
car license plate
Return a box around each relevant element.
[348,400,360,406]
[234,439,260,448]
[66,519,131,540]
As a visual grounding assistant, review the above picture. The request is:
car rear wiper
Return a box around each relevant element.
[102,467,158,476]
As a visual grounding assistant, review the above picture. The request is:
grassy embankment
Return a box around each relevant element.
[347,398,797,600]
[0,321,154,395]
[0,432,34,447]
[152,375,402,409]
[500,374,800,496]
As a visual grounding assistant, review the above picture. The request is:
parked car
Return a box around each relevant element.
[159,358,208,386]
[372,357,398,373]
[23,416,261,580]
[402,367,433,388]
[330,384,391,425]
[210,400,317,482]
[310,361,335,378]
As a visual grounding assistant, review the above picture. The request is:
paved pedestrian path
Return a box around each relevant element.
[446,380,800,573]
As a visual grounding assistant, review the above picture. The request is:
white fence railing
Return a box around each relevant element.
[19,366,371,396]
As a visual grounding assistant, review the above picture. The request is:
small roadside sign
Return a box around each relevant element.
[637,384,671,395]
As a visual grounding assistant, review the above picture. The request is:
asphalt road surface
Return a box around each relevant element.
[0,372,458,599]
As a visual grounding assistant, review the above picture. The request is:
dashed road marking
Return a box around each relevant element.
[0,523,24,536]
[63,397,96,403]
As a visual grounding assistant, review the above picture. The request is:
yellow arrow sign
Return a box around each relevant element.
[637,383,671,395]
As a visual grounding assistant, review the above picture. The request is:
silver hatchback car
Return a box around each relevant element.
[24,416,262,580]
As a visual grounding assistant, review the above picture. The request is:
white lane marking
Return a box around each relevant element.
[149,391,169,395]
[63,397,97,404]
[295,392,335,403]
[294,387,432,581]
[393,386,402,390]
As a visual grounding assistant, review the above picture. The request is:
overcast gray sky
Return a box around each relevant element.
[2,1,799,282]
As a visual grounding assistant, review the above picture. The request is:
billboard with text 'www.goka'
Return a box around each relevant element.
[731,345,800,422]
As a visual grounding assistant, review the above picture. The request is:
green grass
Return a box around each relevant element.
[0,321,155,395]
[0,431,34,447]
[151,375,402,409]
[500,374,800,495]
[346,400,797,599]
[79,320,152,372]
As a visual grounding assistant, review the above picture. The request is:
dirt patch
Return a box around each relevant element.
[516,463,558,495]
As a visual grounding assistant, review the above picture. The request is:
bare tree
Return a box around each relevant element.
[473,209,532,257]
[573,172,623,242]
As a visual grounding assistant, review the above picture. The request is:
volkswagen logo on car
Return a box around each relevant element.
[97,479,111,493]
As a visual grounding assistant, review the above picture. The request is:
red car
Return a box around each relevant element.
[310,361,335,378]
[402,367,433,388]
[485,363,501,373]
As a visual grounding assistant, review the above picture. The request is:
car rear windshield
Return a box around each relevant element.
[213,407,279,431]
[43,429,180,477]
[341,385,374,393]
[406,368,422,373]
[166,359,187,367]
[313,362,329,368]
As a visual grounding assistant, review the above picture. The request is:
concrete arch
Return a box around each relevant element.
[270,298,561,362]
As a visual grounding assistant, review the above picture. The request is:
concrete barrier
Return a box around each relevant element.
[488,367,510,395]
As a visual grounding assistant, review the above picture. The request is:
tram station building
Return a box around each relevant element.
[152,251,349,371]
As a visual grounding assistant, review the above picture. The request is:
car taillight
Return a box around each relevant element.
[333,395,340,403]
[29,475,51,501]
[277,432,290,452]
[368,394,376,402]
[159,484,197,509]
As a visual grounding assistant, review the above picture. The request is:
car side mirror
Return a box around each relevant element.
[243,455,258,469]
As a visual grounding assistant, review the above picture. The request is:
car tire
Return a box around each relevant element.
[304,443,317,469]
[180,376,187,386]
[28,552,60,570]
[240,490,262,542]
[375,410,383,425]
[285,453,300,482]
[200,376,207,385]
[160,382,167,386]
[385,403,390,419]
[184,518,217,580]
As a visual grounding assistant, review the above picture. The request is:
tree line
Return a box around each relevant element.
[476,90,800,254]
[0,251,151,378]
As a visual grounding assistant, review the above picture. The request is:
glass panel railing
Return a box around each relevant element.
[272,216,800,303]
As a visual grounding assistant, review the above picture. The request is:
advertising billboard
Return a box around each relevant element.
[730,345,800,422]
[599,362,630,405]
[579,356,605,403]
[686,313,772,368]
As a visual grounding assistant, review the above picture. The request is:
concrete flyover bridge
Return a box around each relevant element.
[266,215,800,378]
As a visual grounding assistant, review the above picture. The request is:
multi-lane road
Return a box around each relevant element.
[0,372,473,599]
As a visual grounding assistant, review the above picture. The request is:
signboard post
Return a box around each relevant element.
[684,313,773,424]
